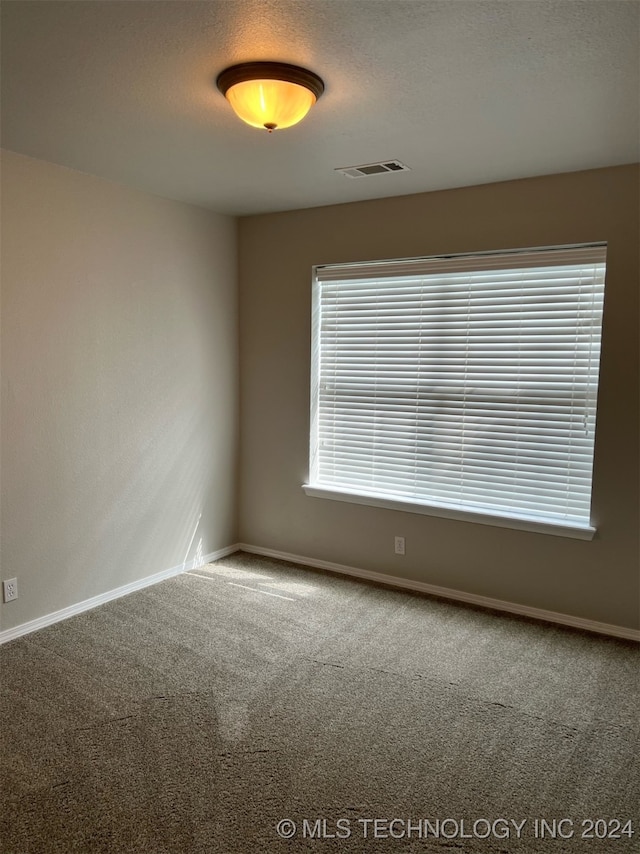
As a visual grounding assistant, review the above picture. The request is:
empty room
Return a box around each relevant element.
[1,1,638,852]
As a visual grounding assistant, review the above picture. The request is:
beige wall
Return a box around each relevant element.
[238,165,639,630]
[2,157,637,635]
[1,150,238,631]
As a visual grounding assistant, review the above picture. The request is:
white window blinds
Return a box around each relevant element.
[306,244,606,537]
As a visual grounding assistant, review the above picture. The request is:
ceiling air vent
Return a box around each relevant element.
[335,160,411,178]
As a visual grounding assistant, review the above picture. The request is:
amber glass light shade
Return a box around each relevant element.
[217,62,324,131]
[226,79,316,130]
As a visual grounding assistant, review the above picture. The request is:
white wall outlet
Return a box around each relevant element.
[394,536,405,555]
[3,578,18,602]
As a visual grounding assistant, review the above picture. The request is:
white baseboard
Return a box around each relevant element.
[0,544,240,645]
[4,541,637,645]
[236,543,640,643]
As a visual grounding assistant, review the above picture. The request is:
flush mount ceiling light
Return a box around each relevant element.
[216,61,324,132]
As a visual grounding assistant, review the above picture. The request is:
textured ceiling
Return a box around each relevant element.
[1,0,638,216]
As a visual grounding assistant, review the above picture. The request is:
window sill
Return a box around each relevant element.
[302,484,596,540]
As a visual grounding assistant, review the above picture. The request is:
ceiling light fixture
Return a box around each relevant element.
[216,61,324,132]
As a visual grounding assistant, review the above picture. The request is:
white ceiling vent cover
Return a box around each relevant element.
[335,160,411,178]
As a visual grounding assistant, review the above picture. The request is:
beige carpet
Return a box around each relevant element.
[1,551,638,852]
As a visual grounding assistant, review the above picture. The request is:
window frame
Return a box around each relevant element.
[303,243,606,540]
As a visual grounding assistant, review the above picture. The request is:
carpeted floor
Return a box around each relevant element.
[1,551,638,853]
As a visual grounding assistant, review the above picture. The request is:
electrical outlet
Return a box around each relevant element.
[3,578,18,602]
[394,536,405,556]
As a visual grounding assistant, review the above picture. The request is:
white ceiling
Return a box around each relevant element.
[1,0,638,216]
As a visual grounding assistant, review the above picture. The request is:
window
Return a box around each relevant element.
[304,244,607,539]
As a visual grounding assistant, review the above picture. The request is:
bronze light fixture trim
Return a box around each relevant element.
[216,61,325,131]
